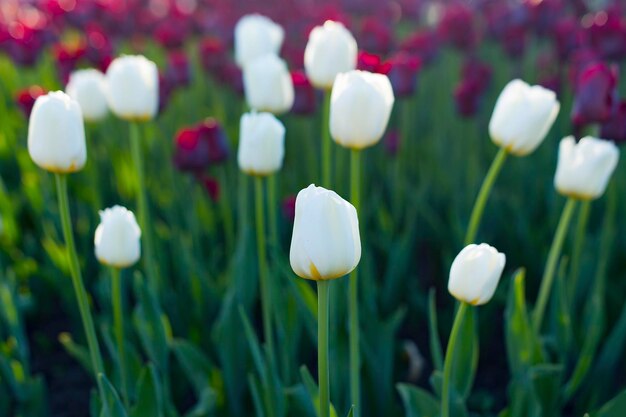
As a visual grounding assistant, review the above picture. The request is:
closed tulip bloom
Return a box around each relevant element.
[94,205,141,268]
[243,54,294,114]
[489,79,560,156]
[330,70,395,150]
[554,136,619,200]
[448,244,506,306]
[238,112,285,176]
[105,55,159,121]
[28,91,86,173]
[66,69,109,121]
[234,14,284,68]
[290,184,361,280]
[304,21,358,90]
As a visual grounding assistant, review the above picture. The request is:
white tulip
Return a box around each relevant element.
[238,112,285,176]
[554,136,619,200]
[290,184,361,280]
[234,14,284,68]
[28,91,86,173]
[105,55,158,121]
[243,54,294,114]
[94,205,141,268]
[304,21,358,90]
[65,69,109,122]
[330,70,395,150]
[489,79,560,156]
[448,244,506,306]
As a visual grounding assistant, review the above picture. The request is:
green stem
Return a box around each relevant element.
[464,148,508,245]
[55,174,108,406]
[568,200,591,304]
[532,197,578,334]
[254,176,276,370]
[321,90,332,188]
[441,302,469,417]
[267,174,279,250]
[349,149,361,417]
[318,280,330,417]
[129,122,159,290]
[111,267,129,408]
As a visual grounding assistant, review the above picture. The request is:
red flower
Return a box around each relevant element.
[166,51,191,88]
[437,3,478,51]
[571,62,618,128]
[454,59,492,118]
[282,195,296,222]
[357,51,383,72]
[154,17,189,50]
[199,37,226,74]
[400,30,439,65]
[291,70,317,115]
[197,118,230,164]
[359,17,393,55]
[600,101,626,144]
[381,53,421,98]
[199,175,220,202]
[53,41,87,84]
[15,86,47,118]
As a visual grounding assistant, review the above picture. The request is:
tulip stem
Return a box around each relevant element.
[441,301,469,417]
[321,90,332,188]
[254,176,276,370]
[464,147,508,245]
[349,149,361,417]
[110,267,129,408]
[568,200,591,304]
[318,280,331,417]
[129,122,159,291]
[55,174,108,408]
[268,174,279,250]
[532,197,578,334]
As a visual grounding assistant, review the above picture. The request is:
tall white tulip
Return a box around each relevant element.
[234,14,284,68]
[448,244,506,306]
[66,69,109,122]
[330,70,395,150]
[238,112,285,176]
[28,91,86,173]
[554,136,619,200]
[105,55,158,121]
[489,79,560,156]
[94,205,141,268]
[243,54,294,114]
[304,21,358,90]
[290,184,361,280]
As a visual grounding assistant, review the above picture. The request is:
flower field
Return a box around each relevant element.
[2,1,626,417]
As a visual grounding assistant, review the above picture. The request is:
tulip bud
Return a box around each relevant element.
[238,112,285,176]
[554,136,619,200]
[330,70,395,150]
[66,69,109,122]
[105,55,159,121]
[290,184,361,280]
[243,54,294,114]
[489,79,560,156]
[234,14,284,68]
[448,244,506,306]
[304,21,358,90]
[94,205,141,268]
[28,91,86,173]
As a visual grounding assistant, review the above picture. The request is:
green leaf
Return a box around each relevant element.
[59,332,93,376]
[184,387,217,417]
[529,364,563,416]
[132,273,169,371]
[99,373,128,417]
[238,306,267,385]
[130,364,163,417]
[450,304,478,399]
[504,269,543,377]
[171,339,217,394]
[427,288,443,371]
[345,406,354,417]
[248,374,266,417]
[397,384,440,417]
[593,389,626,417]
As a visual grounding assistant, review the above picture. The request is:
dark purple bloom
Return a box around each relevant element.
[291,70,317,115]
[571,62,618,128]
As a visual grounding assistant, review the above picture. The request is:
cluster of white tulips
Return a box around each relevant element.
[24,9,621,417]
